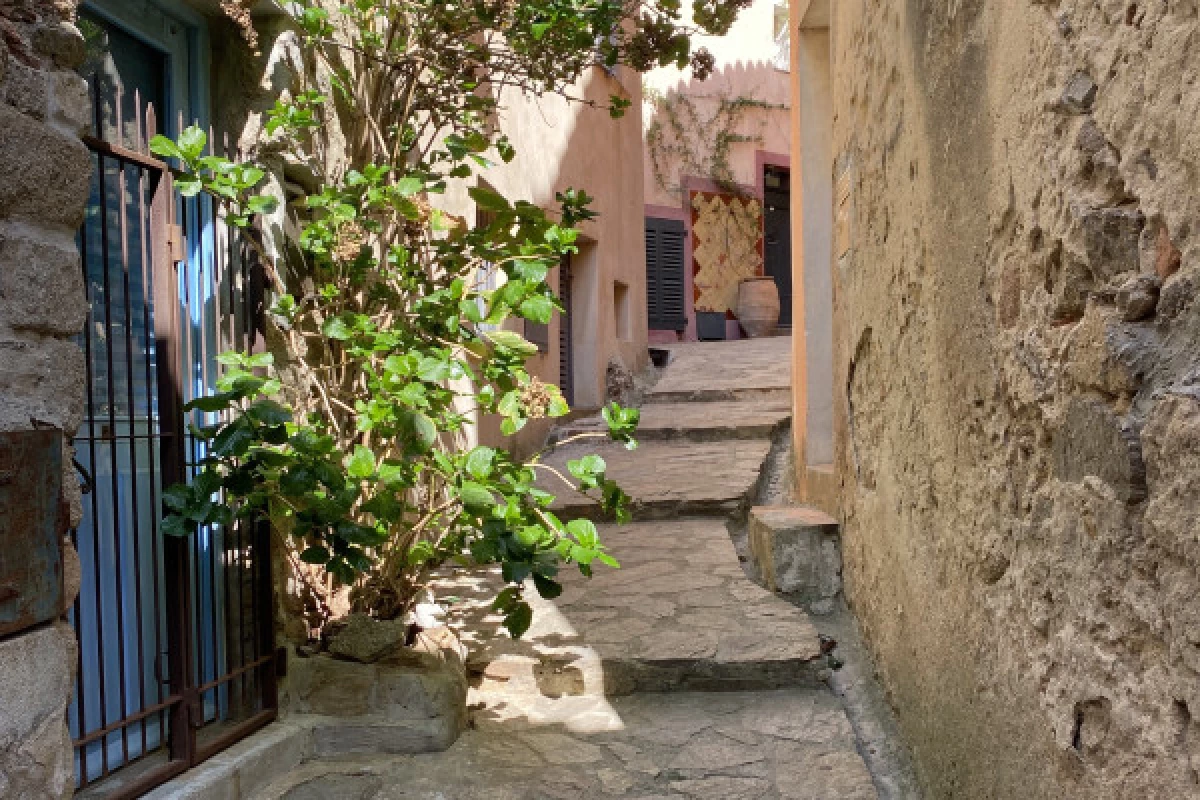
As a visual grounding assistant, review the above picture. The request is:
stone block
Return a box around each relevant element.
[287,654,377,717]
[747,506,841,609]
[141,722,312,800]
[0,104,91,229]
[325,612,408,663]
[283,630,468,752]
[0,336,85,432]
[0,623,76,800]
[32,21,86,69]
[0,230,87,335]
[2,59,47,119]
[1053,397,1146,503]
[310,716,462,756]
[49,69,90,136]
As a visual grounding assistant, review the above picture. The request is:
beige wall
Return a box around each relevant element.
[816,2,1200,798]
[462,66,649,455]
[789,0,834,509]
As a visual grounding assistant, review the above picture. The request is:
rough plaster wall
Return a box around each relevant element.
[832,1,1200,798]
[0,0,90,796]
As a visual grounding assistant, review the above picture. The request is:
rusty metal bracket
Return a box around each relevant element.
[0,429,66,637]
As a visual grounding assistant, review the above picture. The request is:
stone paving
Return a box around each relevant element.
[257,336,889,799]
[438,519,825,697]
[259,689,877,800]
[648,337,791,403]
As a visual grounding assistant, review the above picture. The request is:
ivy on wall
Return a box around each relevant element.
[645,89,787,195]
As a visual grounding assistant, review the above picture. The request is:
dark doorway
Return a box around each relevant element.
[763,166,793,327]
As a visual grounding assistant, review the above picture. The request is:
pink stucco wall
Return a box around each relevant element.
[642,0,792,341]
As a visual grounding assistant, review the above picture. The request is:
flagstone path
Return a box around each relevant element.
[257,336,912,799]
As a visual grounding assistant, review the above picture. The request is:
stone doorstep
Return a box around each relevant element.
[145,632,470,800]
[141,720,312,800]
[747,506,842,608]
[140,712,469,800]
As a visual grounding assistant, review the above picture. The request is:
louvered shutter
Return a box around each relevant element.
[645,217,688,331]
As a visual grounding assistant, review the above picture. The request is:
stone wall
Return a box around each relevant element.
[0,0,89,797]
[830,2,1200,798]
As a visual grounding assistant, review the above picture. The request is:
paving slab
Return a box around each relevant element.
[431,518,825,697]
[553,401,792,443]
[258,689,878,800]
[648,338,792,403]
[539,439,773,519]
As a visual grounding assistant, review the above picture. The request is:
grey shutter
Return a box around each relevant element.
[645,217,688,331]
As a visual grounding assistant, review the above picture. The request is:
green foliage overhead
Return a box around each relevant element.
[155,0,745,639]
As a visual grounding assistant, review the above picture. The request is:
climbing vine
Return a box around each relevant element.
[645,89,787,195]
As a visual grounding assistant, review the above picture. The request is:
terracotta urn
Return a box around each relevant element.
[736,277,780,338]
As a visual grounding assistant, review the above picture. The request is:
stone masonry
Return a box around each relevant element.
[0,1,90,797]
[829,3,1200,798]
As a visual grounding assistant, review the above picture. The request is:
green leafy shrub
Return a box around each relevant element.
[156,0,748,638]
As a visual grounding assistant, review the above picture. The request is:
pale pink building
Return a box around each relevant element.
[642,0,794,343]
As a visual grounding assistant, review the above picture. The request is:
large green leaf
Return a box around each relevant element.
[345,445,376,479]
[459,481,495,511]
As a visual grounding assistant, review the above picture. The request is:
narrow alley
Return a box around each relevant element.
[240,337,914,800]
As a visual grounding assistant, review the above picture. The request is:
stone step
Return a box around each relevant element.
[748,506,842,613]
[550,401,792,444]
[254,688,878,799]
[646,337,792,405]
[433,519,829,697]
[537,438,773,520]
[645,385,793,405]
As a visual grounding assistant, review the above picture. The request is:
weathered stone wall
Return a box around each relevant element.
[0,0,89,796]
[831,2,1200,797]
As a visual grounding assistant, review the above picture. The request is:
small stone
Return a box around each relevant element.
[668,776,771,799]
[1075,118,1108,155]
[1074,204,1144,281]
[1059,71,1097,114]
[1156,224,1182,279]
[326,613,409,663]
[1116,274,1161,321]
